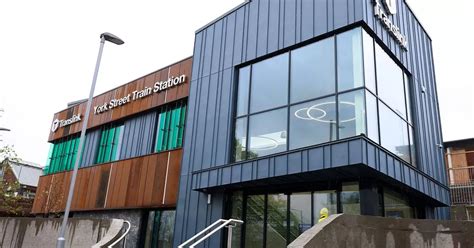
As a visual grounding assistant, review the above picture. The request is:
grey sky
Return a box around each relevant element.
[0,0,472,165]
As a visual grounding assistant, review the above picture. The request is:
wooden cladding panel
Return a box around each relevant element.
[32,150,182,214]
[48,57,192,142]
[31,175,52,214]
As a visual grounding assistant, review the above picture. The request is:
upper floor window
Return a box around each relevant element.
[154,100,187,152]
[96,124,124,164]
[44,135,80,175]
[233,27,416,167]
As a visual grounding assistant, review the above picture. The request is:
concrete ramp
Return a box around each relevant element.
[0,217,124,248]
[288,214,474,248]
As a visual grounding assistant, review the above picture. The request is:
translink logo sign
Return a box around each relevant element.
[382,0,397,15]
[51,114,82,133]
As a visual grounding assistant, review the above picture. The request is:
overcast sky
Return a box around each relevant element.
[0,0,472,165]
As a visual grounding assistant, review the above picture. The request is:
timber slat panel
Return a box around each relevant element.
[48,57,192,142]
[32,150,182,214]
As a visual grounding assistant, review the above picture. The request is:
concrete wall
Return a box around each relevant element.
[73,209,145,248]
[0,217,119,248]
[289,214,474,248]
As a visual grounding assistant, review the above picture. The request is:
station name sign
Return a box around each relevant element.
[51,114,81,133]
[373,0,408,50]
[94,74,187,115]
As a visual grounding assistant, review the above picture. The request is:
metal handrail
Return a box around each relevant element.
[178,219,243,248]
[108,220,131,248]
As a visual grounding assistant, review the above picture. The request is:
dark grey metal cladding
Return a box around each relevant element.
[175,0,447,246]
[79,129,101,168]
[190,136,450,206]
[119,111,157,160]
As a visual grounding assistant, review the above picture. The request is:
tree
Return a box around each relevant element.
[0,145,26,216]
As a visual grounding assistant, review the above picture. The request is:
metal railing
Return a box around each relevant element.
[108,220,131,248]
[178,219,243,248]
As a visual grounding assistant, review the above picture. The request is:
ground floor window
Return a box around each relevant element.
[143,210,175,248]
[228,182,419,247]
[228,182,358,248]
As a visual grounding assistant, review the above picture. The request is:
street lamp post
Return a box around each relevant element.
[56,32,124,248]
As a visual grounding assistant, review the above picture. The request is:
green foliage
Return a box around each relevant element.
[0,145,26,216]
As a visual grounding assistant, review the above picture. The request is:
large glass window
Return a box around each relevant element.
[338,90,366,139]
[233,118,248,162]
[250,53,289,113]
[289,193,312,243]
[291,37,335,103]
[143,210,176,248]
[366,92,379,143]
[379,103,411,163]
[313,190,337,223]
[375,44,407,119]
[248,108,287,158]
[236,66,250,117]
[290,96,336,149]
[234,183,361,247]
[384,188,414,218]
[245,195,265,248]
[341,182,361,215]
[233,27,416,167]
[266,194,288,248]
[155,101,187,152]
[230,192,244,248]
[337,28,364,91]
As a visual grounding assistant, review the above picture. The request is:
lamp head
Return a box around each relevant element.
[100,32,124,45]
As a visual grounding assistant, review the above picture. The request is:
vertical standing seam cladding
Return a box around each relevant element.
[174,0,448,246]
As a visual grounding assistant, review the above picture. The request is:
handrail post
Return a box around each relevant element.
[227,225,233,248]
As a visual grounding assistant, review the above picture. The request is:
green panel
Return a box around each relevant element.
[155,110,168,152]
[96,128,108,164]
[177,104,187,148]
[103,127,113,163]
[168,106,179,149]
[110,125,122,162]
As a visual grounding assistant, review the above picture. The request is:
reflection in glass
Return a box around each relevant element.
[157,211,175,248]
[234,118,247,162]
[250,53,289,113]
[366,91,379,143]
[384,188,414,218]
[409,127,417,167]
[338,90,366,139]
[248,108,287,158]
[404,73,413,124]
[289,193,312,243]
[230,192,244,248]
[337,28,364,91]
[291,37,335,103]
[266,194,288,248]
[375,44,407,119]
[236,66,251,116]
[363,30,376,93]
[290,96,337,149]
[341,182,360,215]
[313,191,338,223]
[245,195,265,248]
[379,102,410,163]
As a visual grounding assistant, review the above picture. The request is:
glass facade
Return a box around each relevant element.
[143,210,176,248]
[383,188,414,218]
[233,27,416,167]
[231,183,361,248]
